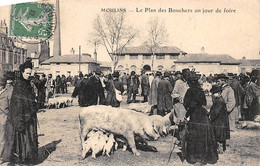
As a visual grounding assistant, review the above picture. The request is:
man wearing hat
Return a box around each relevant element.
[113,72,124,95]
[141,70,150,102]
[45,74,55,101]
[86,70,105,106]
[228,73,244,123]
[172,69,189,104]
[127,71,140,104]
[157,71,173,116]
[217,74,236,132]
[243,69,260,120]
[148,71,161,115]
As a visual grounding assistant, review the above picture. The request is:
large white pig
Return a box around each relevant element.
[79,105,162,157]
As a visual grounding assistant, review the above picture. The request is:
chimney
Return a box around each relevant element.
[94,41,97,61]
[70,48,75,55]
[53,0,61,57]
[201,46,205,54]
[94,51,97,61]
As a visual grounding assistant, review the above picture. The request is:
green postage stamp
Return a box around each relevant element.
[9,2,54,39]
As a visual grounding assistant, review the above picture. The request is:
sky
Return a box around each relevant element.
[0,0,259,62]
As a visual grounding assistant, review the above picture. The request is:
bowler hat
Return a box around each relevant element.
[155,71,162,76]
[251,69,260,78]
[217,73,229,80]
[79,72,83,77]
[210,85,222,94]
[164,71,171,77]
[187,71,200,81]
[174,71,182,76]
[113,71,120,77]
[182,68,190,75]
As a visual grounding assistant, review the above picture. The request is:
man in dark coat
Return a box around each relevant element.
[157,71,173,116]
[141,71,150,102]
[86,70,105,106]
[72,72,85,106]
[228,74,245,122]
[38,74,47,108]
[127,71,140,104]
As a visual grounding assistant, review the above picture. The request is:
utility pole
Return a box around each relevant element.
[79,45,81,73]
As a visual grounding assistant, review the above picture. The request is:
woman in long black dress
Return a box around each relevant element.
[1,60,38,164]
[184,71,218,165]
[209,85,230,152]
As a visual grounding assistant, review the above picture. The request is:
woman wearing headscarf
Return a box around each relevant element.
[1,60,39,164]
[184,71,218,165]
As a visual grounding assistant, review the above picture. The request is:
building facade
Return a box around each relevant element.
[175,53,240,75]
[40,54,100,77]
[114,45,186,74]
[0,20,27,76]
[239,57,260,74]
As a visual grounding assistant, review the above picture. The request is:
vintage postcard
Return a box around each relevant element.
[0,0,259,165]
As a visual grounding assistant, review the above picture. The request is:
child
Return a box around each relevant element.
[209,85,230,152]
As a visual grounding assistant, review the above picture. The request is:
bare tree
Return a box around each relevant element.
[90,13,139,71]
[144,17,168,70]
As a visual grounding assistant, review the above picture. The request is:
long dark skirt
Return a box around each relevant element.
[186,107,218,164]
[1,116,38,164]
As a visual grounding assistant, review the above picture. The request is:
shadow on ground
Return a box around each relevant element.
[35,139,62,165]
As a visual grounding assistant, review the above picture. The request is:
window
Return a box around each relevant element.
[170,55,178,59]
[2,51,6,63]
[67,63,71,65]
[117,65,124,70]
[171,65,176,71]
[17,54,21,64]
[158,65,164,70]
[9,52,13,64]
[56,63,60,65]
[67,71,71,76]
[156,55,165,59]
[56,71,60,76]
[14,53,17,64]
[130,55,138,60]
[130,65,137,72]
[143,55,151,59]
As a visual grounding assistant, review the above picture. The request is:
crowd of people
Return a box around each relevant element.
[0,55,259,165]
[71,68,259,165]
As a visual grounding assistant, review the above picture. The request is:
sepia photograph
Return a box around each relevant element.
[0,0,259,165]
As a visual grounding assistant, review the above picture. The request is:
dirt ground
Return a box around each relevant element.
[4,91,259,166]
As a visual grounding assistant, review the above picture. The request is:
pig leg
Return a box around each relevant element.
[92,148,97,159]
[122,144,127,151]
[81,143,90,159]
[126,133,140,156]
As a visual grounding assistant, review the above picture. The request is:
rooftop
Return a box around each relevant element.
[41,54,98,65]
[114,45,186,55]
[239,59,260,66]
[175,53,240,65]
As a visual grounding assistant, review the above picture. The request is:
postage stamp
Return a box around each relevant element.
[9,2,54,40]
